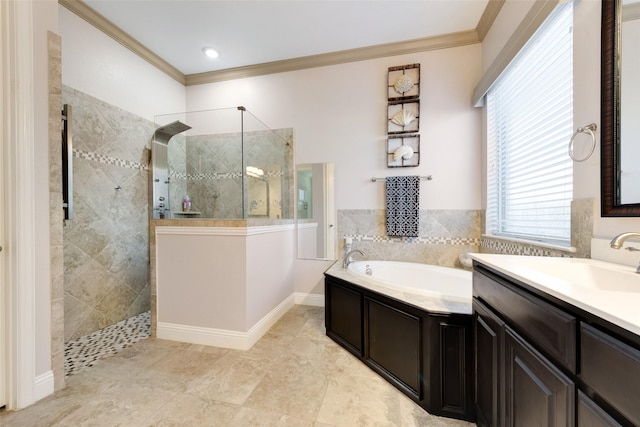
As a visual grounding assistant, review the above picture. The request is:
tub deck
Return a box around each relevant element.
[324,260,472,315]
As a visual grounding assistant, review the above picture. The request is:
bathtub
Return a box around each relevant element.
[325,259,472,315]
[323,259,475,421]
[348,260,471,302]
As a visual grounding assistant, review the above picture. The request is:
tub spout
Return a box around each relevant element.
[343,249,365,268]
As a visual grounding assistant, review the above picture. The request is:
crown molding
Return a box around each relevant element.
[185,30,479,86]
[476,0,506,41]
[58,0,186,85]
[60,0,489,87]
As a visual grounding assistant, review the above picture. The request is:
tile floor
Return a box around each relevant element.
[65,311,151,377]
[0,305,475,426]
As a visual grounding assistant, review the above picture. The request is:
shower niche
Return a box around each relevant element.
[151,106,294,221]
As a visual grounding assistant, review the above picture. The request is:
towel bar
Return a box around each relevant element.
[371,175,432,182]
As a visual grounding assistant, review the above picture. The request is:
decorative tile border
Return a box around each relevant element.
[64,311,150,377]
[480,238,574,257]
[169,170,284,180]
[74,148,148,171]
[344,234,479,245]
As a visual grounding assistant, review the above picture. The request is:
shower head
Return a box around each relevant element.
[153,120,192,144]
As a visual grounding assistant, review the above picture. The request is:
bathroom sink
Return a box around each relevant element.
[510,257,640,293]
[489,256,640,294]
[470,253,640,338]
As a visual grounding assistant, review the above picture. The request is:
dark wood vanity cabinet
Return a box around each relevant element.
[325,274,474,422]
[474,299,504,427]
[503,326,574,426]
[473,263,640,427]
[580,323,640,426]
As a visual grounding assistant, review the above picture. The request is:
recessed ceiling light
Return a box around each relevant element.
[202,47,219,59]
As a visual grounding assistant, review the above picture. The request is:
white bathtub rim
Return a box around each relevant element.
[325,261,472,315]
[347,260,471,303]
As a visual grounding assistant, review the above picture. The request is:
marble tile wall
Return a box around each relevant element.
[62,86,154,342]
[337,209,481,268]
[48,32,65,390]
[337,200,593,267]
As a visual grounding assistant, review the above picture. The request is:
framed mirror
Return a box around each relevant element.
[296,163,336,260]
[601,0,640,216]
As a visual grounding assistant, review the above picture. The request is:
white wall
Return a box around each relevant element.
[186,46,483,211]
[246,229,295,327]
[156,233,247,331]
[156,227,295,341]
[59,6,185,121]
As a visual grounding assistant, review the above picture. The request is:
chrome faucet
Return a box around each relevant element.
[609,232,640,273]
[343,249,365,268]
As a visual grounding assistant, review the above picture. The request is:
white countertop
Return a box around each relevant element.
[470,253,640,336]
[325,261,472,315]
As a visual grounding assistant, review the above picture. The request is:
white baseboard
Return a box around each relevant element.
[294,292,325,307]
[157,294,295,350]
[34,370,54,402]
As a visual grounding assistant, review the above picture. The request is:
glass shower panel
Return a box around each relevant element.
[152,107,293,220]
[242,110,294,220]
[185,108,243,219]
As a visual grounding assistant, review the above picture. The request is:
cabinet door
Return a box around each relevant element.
[325,279,363,356]
[504,327,574,427]
[366,297,421,399]
[581,322,640,425]
[432,315,474,420]
[578,391,623,427]
[474,299,505,427]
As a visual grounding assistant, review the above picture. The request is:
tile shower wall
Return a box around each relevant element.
[49,32,65,390]
[62,86,154,342]
[338,209,481,268]
[168,129,294,219]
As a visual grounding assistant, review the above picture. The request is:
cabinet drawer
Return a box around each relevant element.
[473,268,576,373]
[578,391,623,427]
[581,322,640,425]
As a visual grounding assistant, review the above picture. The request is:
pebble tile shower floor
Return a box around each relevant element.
[64,311,151,377]
[3,306,473,426]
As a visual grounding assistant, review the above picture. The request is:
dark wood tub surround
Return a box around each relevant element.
[324,273,475,422]
[473,262,640,427]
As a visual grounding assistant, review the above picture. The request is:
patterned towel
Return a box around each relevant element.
[386,176,420,237]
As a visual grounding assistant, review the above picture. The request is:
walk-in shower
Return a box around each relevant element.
[150,106,294,220]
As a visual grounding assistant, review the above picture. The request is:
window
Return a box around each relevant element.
[486,2,573,246]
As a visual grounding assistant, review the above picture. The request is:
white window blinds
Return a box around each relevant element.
[486,2,574,246]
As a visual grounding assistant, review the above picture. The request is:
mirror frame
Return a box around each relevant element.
[601,0,640,216]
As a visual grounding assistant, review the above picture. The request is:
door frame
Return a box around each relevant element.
[1,0,38,410]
